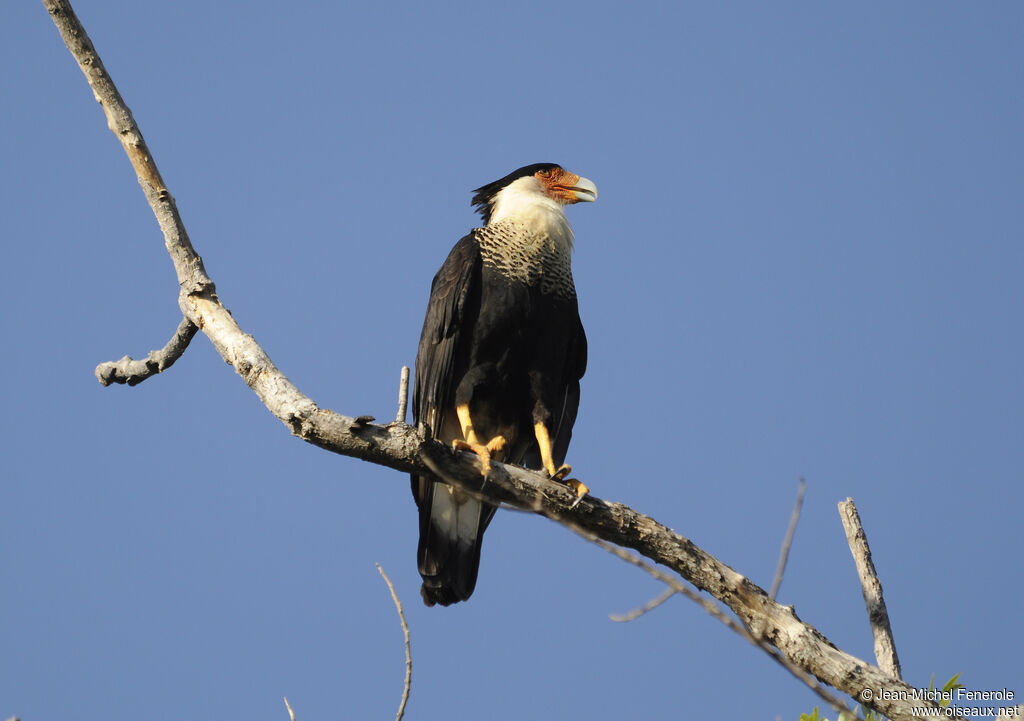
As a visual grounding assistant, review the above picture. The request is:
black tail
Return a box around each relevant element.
[414,477,495,606]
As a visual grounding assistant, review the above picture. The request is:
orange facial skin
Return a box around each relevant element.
[535,167,596,204]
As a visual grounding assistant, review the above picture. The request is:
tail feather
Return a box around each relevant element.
[415,478,494,606]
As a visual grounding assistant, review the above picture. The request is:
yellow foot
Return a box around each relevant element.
[452,435,506,475]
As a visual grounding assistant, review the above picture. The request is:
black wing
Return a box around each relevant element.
[411,233,482,506]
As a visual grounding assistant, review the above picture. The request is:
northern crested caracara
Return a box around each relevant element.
[411,163,597,606]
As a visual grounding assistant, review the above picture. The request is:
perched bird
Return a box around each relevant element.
[411,163,596,606]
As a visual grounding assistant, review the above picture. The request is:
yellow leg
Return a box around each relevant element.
[533,421,565,478]
[452,403,505,475]
[533,421,589,500]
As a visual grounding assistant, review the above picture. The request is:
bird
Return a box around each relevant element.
[411,163,596,606]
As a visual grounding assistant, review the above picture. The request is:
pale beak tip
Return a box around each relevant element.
[573,176,598,202]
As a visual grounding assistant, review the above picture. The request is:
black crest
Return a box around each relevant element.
[471,163,561,223]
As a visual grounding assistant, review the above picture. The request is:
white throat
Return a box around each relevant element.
[487,176,574,251]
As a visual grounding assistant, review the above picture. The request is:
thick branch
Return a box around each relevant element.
[587,532,860,719]
[45,3,948,719]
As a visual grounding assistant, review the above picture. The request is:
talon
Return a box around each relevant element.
[549,464,572,481]
[565,478,589,500]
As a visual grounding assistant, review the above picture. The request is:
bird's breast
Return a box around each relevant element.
[475,222,575,298]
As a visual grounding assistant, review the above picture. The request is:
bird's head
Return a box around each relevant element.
[472,163,597,226]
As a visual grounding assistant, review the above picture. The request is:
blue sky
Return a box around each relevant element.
[3,2,1022,719]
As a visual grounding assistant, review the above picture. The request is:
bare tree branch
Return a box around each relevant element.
[283,697,296,721]
[43,2,951,719]
[839,498,903,680]
[95,316,198,386]
[377,564,412,721]
[395,366,410,424]
[770,477,806,600]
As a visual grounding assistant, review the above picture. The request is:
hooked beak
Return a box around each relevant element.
[566,175,598,203]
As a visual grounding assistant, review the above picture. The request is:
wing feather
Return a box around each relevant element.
[411,233,481,509]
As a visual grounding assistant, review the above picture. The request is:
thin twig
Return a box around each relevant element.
[95,316,198,386]
[770,477,806,600]
[609,587,676,623]
[283,697,296,721]
[377,564,412,721]
[838,498,902,679]
[395,366,410,423]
